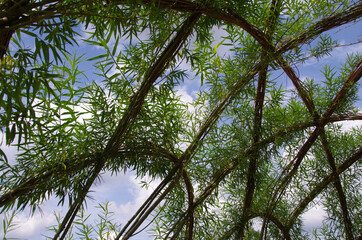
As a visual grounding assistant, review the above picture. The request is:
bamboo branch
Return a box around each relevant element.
[277,3,362,53]
[178,60,266,166]
[318,132,354,239]
[53,155,105,240]
[272,52,354,239]
[54,11,202,239]
[104,12,201,156]
[182,168,195,240]
[134,0,274,51]
[115,166,179,239]
[249,212,291,240]
[237,55,267,239]
[164,111,362,238]
[119,169,182,240]
[1,112,359,211]
[276,58,316,115]
[287,147,362,228]
[262,58,362,237]
[238,1,282,237]
[103,12,202,238]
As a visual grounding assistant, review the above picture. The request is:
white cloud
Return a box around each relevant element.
[301,203,326,233]
[338,111,362,131]
[106,173,161,221]
[175,85,194,105]
[12,211,57,238]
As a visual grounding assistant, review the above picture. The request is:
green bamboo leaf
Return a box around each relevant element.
[20,29,37,37]
[112,37,120,56]
[42,41,50,63]
[0,148,8,163]
[88,54,109,61]
[5,124,16,145]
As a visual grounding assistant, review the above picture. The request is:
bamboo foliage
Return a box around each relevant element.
[0,0,361,239]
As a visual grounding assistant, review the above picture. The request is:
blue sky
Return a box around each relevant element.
[1,13,362,240]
